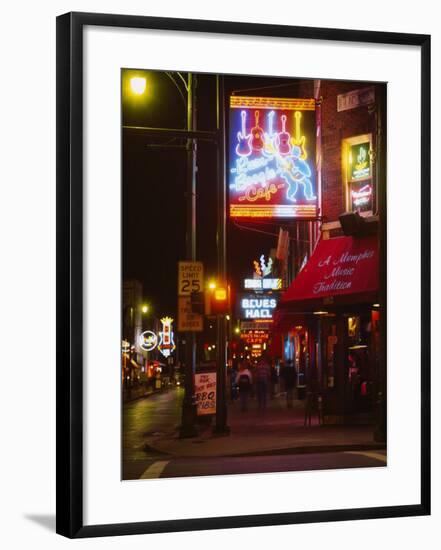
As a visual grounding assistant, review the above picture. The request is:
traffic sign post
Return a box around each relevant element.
[177,296,203,332]
[178,261,204,439]
[178,261,204,332]
[178,261,204,296]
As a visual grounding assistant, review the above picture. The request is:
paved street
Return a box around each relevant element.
[123,387,184,479]
[123,388,386,480]
[138,449,386,479]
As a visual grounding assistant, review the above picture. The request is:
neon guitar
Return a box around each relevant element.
[235,110,252,157]
[276,114,291,155]
[264,110,276,154]
[251,110,264,152]
[290,111,307,159]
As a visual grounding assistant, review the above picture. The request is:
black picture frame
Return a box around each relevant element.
[56,11,431,538]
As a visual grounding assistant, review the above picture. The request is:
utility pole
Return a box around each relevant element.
[213,75,230,435]
[180,73,199,438]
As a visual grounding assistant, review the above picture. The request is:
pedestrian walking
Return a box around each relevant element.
[255,352,271,412]
[236,361,253,412]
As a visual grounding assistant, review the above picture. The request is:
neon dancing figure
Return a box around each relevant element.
[279,146,316,202]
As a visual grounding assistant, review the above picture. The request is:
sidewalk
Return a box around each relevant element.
[143,393,386,458]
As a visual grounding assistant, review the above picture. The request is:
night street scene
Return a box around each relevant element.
[121,69,386,481]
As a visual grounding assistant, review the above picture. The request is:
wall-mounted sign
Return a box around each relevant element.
[138,330,158,352]
[158,317,176,358]
[239,294,278,319]
[194,371,217,416]
[344,136,373,215]
[229,96,317,219]
[337,86,375,112]
[349,142,371,180]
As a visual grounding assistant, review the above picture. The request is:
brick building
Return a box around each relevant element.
[272,78,386,435]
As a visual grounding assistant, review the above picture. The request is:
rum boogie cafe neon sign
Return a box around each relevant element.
[229,96,318,220]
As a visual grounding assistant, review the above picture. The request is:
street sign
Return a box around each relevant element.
[177,296,203,332]
[178,261,204,296]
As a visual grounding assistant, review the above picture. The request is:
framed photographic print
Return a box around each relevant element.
[56,11,431,538]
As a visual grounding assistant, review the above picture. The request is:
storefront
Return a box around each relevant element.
[272,234,380,424]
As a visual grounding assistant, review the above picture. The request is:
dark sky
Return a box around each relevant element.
[122,70,313,320]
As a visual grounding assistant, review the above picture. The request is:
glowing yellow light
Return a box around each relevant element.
[313,311,328,315]
[226,315,230,321]
[130,77,146,95]
[208,281,217,290]
[234,327,240,334]
[373,303,380,307]
[214,288,227,301]
[141,304,149,314]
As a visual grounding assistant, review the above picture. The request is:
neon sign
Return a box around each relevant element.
[229,96,317,219]
[157,317,176,358]
[139,330,158,352]
[240,296,278,319]
[351,184,372,208]
[244,278,282,290]
[254,254,273,277]
[349,143,371,180]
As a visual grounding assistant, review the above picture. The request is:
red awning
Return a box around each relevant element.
[277,235,379,314]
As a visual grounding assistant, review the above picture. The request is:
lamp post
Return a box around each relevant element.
[123,70,226,437]
[213,75,230,435]
[180,73,199,438]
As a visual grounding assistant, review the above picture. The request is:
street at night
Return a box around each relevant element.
[121,69,387,480]
[123,388,385,480]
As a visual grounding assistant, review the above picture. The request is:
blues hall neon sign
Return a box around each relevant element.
[229,96,318,220]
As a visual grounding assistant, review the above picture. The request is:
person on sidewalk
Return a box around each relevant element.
[255,352,271,413]
[236,360,253,412]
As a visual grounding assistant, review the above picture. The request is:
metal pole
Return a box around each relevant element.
[213,74,230,435]
[374,84,387,443]
[180,73,199,438]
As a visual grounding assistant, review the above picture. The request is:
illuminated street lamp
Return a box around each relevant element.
[141,304,150,314]
[130,76,147,95]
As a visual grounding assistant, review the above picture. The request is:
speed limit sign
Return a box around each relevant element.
[178,261,204,296]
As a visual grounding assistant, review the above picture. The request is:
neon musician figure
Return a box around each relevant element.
[250,110,264,152]
[279,145,316,202]
[276,114,291,155]
[235,110,252,157]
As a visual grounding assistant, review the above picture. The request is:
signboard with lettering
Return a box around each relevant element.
[347,140,373,214]
[279,235,378,309]
[177,296,203,332]
[238,293,278,320]
[229,96,317,220]
[240,320,272,331]
[337,87,375,112]
[178,261,204,296]
[240,330,269,345]
[194,371,217,416]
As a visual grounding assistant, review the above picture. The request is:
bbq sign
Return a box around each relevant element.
[229,96,317,220]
